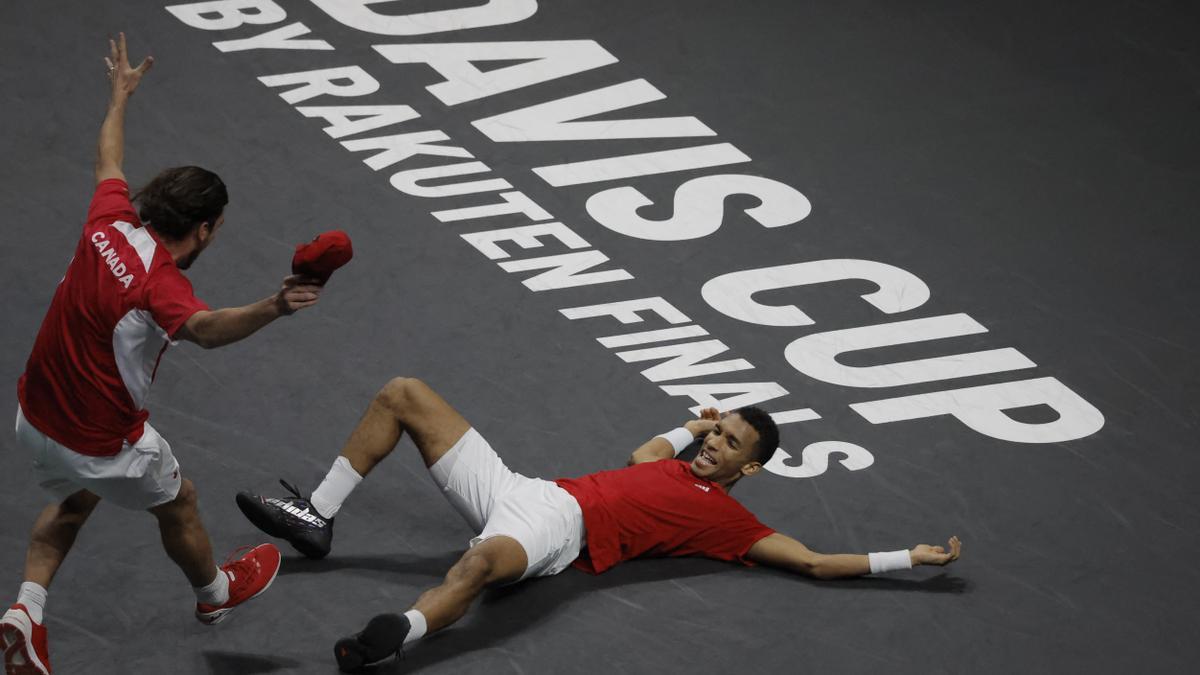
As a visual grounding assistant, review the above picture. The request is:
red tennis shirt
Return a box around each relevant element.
[556,459,775,574]
[17,179,209,456]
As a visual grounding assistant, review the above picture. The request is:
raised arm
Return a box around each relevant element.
[96,33,153,185]
[176,275,322,349]
[628,407,720,465]
[746,532,961,580]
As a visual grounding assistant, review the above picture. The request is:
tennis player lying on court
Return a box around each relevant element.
[237,377,962,672]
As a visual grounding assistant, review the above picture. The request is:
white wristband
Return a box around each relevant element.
[868,550,912,574]
[656,427,695,456]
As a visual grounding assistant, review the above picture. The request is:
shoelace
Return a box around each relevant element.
[279,479,304,500]
[275,478,329,530]
[222,545,254,567]
[221,545,261,586]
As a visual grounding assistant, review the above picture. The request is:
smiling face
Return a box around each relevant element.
[689,412,763,488]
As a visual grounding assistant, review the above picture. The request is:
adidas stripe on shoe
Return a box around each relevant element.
[236,480,334,560]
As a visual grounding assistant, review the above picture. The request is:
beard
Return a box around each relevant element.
[176,248,201,270]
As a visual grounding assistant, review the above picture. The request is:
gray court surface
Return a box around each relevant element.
[2,1,1198,673]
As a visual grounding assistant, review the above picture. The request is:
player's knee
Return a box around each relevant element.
[54,493,98,530]
[450,548,494,590]
[377,376,431,416]
[61,491,99,518]
[162,478,199,516]
[178,478,198,504]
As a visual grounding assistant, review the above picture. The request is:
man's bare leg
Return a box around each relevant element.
[338,377,471,476]
[23,490,101,590]
[153,478,286,618]
[236,377,475,558]
[310,376,470,524]
[412,536,527,632]
[334,536,528,671]
[29,482,218,590]
[149,479,220,588]
[9,490,102,625]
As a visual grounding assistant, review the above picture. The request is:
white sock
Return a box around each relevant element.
[310,456,363,520]
[16,582,48,624]
[193,567,230,606]
[403,609,427,645]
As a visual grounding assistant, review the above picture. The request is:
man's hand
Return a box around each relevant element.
[629,408,721,466]
[96,33,152,184]
[181,276,327,348]
[274,275,323,316]
[910,536,962,567]
[105,32,153,99]
[684,407,720,438]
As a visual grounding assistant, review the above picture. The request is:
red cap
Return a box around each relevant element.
[292,230,353,284]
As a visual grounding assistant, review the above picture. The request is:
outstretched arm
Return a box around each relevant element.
[628,407,720,465]
[746,532,961,580]
[176,275,322,348]
[96,33,154,185]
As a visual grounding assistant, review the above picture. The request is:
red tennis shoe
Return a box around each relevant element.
[195,543,282,625]
[1,603,50,675]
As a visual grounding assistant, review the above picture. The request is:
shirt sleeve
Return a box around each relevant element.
[144,269,210,338]
[731,522,776,567]
[87,179,140,229]
[696,508,776,567]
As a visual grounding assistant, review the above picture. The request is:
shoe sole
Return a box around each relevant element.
[1,613,49,675]
[334,614,407,673]
[333,637,399,673]
[236,493,330,560]
[195,554,282,626]
[333,636,367,673]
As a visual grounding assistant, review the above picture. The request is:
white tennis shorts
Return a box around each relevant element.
[16,405,182,510]
[429,428,585,580]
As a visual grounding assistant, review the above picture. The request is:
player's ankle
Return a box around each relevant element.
[403,609,427,645]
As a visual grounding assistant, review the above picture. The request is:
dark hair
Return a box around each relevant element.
[733,406,779,465]
[133,166,228,240]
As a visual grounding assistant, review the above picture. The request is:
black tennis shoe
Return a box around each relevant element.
[334,613,410,673]
[236,480,333,559]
